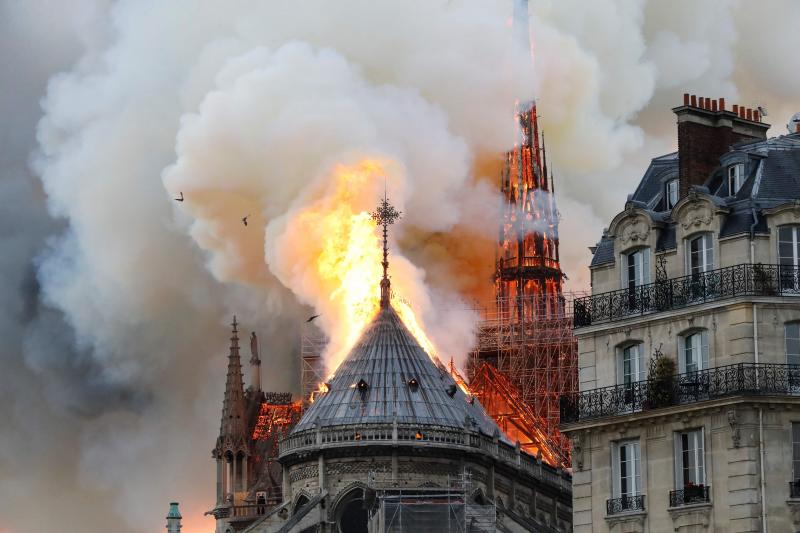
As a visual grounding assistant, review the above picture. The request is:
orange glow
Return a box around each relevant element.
[251,402,302,441]
[290,160,441,376]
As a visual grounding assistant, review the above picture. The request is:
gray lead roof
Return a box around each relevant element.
[292,304,501,436]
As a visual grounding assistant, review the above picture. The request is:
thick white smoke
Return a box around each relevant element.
[2,1,800,532]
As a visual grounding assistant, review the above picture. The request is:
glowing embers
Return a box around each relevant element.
[251,401,302,441]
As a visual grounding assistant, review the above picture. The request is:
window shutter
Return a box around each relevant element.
[633,442,641,495]
[643,248,651,285]
[705,235,714,271]
[612,443,621,497]
[679,336,687,373]
[701,331,709,370]
[637,344,646,382]
[621,253,629,289]
[673,432,682,490]
[698,430,706,484]
[617,348,624,386]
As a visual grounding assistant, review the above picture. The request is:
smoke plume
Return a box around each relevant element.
[2,1,800,532]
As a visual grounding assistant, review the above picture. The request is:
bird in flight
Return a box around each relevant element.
[242,215,249,226]
[174,192,184,202]
[306,314,321,323]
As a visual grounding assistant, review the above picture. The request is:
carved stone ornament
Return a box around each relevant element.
[668,502,711,530]
[727,409,741,448]
[572,434,584,471]
[605,511,646,533]
[681,203,712,230]
[619,217,650,245]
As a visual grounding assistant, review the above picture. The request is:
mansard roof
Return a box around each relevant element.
[292,304,501,436]
[589,133,800,265]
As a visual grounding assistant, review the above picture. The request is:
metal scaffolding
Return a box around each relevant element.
[468,292,584,467]
[368,470,495,533]
[300,322,327,405]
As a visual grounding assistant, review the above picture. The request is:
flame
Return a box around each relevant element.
[290,159,440,375]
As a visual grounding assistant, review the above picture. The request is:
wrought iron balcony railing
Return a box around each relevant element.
[574,263,800,327]
[790,480,800,499]
[669,485,710,507]
[606,495,645,515]
[560,363,800,424]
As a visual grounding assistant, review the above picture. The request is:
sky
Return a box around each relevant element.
[1,1,799,532]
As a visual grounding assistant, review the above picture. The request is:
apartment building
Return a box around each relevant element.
[561,95,800,533]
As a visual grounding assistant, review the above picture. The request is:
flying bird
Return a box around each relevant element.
[174,191,184,202]
[241,215,249,226]
[306,314,321,323]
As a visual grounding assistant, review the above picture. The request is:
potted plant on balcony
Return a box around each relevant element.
[753,262,777,296]
[684,481,706,504]
[644,348,676,409]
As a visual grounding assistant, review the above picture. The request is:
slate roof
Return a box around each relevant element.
[589,134,800,267]
[631,152,678,210]
[590,236,615,267]
[292,304,502,436]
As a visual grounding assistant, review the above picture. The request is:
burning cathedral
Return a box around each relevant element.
[207,195,572,533]
[203,3,575,532]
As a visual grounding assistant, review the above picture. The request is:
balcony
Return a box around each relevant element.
[606,495,645,515]
[574,263,800,327]
[560,363,800,424]
[669,485,710,507]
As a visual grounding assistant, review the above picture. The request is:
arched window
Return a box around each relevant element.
[617,343,646,386]
[680,330,709,373]
[623,248,651,290]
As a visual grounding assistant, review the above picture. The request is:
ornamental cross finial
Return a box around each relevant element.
[371,187,401,308]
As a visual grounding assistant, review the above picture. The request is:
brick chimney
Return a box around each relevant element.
[674,93,770,199]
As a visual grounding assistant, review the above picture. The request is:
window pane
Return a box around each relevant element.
[793,423,800,480]
[788,324,800,366]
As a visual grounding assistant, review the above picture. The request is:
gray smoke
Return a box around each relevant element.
[1,1,800,532]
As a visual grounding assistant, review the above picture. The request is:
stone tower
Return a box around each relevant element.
[213,316,250,508]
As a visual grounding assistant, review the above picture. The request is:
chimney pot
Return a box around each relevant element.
[684,93,690,105]
[733,104,739,115]
[740,107,746,119]
[691,95,697,107]
[754,110,760,122]
[746,108,753,121]
[719,98,726,111]
[700,97,706,109]
[712,99,718,112]
[796,123,800,134]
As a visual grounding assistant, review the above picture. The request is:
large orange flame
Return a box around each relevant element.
[292,160,439,375]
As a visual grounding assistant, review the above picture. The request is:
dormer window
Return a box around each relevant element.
[623,248,650,291]
[728,163,744,195]
[666,179,679,209]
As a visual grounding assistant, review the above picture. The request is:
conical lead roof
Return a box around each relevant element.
[292,304,501,436]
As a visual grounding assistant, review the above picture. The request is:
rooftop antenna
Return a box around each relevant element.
[370,181,401,309]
